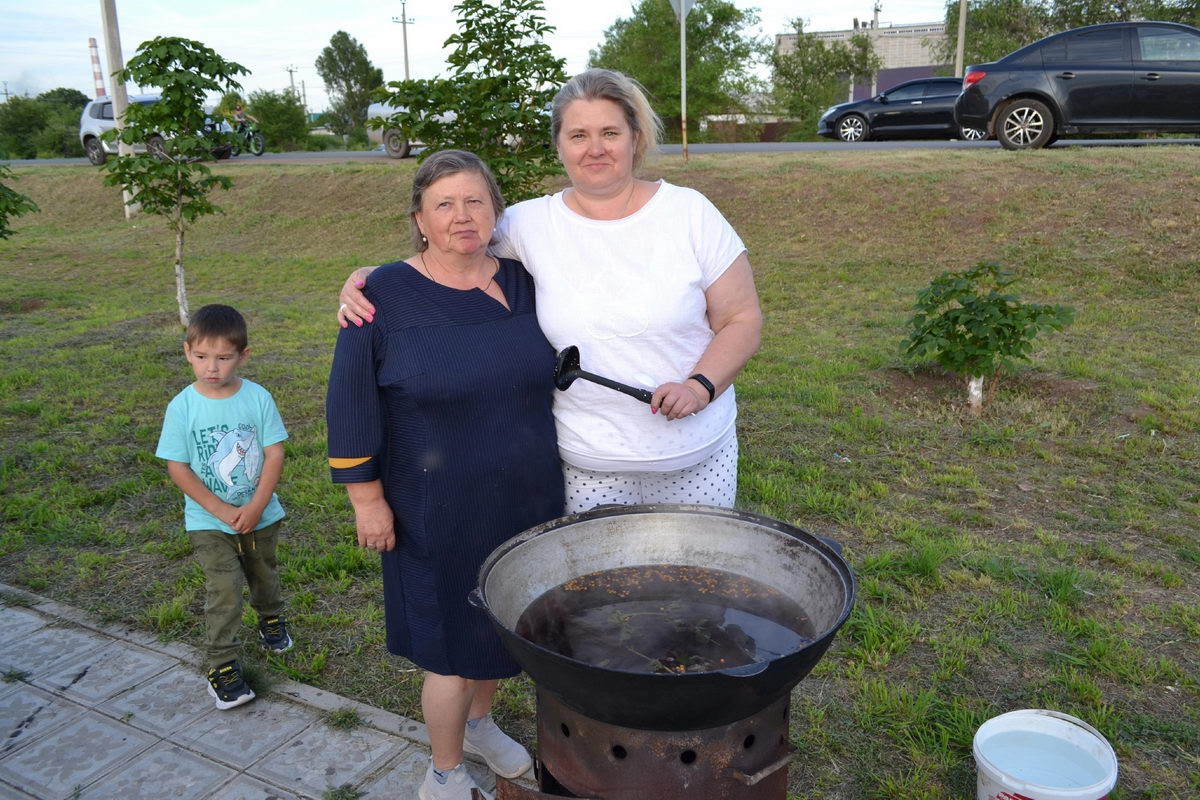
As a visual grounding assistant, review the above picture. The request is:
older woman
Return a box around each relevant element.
[340,69,762,514]
[327,150,562,800]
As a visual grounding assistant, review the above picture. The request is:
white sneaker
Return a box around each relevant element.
[463,714,533,779]
[418,760,494,800]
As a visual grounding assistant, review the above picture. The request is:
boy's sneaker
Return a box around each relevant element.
[418,759,493,800]
[463,714,533,778]
[205,660,255,710]
[258,616,293,653]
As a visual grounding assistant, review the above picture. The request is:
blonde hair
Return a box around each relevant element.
[551,69,662,171]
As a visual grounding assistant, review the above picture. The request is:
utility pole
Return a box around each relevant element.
[391,1,414,80]
[668,0,694,163]
[285,65,298,97]
[1,82,10,102]
[99,0,138,219]
[954,0,968,77]
[300,80,308,115]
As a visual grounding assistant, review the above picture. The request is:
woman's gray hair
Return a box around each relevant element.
[409,149,506,252]
[551,69,663,172]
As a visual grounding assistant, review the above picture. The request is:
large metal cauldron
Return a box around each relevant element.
[472,504,855,731]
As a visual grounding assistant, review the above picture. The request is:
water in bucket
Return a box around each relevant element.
[973,710,1118,800]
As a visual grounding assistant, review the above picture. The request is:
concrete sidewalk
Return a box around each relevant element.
[0,581,507,799]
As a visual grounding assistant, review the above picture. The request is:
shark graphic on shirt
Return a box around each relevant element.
[207,424,262,503]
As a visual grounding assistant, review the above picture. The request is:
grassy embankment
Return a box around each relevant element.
[1,149,1198,799]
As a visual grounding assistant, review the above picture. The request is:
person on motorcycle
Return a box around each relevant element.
[232,104,258,134]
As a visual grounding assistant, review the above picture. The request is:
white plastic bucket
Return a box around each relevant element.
[973,709,1118,800]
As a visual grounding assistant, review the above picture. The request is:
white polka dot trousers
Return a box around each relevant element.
[562,438,738,514]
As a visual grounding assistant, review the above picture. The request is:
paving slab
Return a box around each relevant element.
[251,723,409,797]
[78,741,235,800]
[96,664,216,737]
[0,709,157,799]
[202,774,314,800]
[0,685,86,758]
[0,583,537,800]
[174,696,320,770]
[39,641,175,706]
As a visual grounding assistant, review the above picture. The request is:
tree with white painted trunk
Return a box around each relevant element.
[902,263,1074,414]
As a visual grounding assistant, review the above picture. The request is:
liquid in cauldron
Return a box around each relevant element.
[515,564,815,674]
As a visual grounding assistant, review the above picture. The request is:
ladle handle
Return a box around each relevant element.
[577,371,653,404]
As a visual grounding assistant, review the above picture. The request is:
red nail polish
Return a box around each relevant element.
[651,407,658,414]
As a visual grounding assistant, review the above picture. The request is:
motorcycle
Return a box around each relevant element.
[230,121,265,157]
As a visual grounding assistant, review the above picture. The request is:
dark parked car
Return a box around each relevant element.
[818,77,987,142]
[956,21,1200,150]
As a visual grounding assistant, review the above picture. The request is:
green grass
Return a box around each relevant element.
[2,149,1199,798]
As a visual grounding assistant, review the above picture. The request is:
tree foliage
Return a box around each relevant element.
[376,0,568,201]
[587,0,768,140]
[247,90,309,151]
[316,31,383,136]
[37,88,90,109]
[771,20,881,136]
[0,165,40,239]
[939,0,1200,66]
[101,36,248,325]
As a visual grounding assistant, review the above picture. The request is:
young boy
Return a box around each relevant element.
[156,304,293,710]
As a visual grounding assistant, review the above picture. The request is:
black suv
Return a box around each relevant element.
[955,21,1200,149]
[818,77,987,142]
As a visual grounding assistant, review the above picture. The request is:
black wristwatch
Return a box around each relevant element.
[688,373,716,402]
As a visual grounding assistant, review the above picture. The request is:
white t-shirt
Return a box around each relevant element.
[494,180,746,471]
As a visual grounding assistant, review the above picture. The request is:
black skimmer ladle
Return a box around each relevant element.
[553,345,653,404]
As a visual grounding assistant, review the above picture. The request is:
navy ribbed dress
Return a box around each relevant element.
[326,258,564,678]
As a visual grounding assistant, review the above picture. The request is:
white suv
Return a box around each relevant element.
[79,94,162,165]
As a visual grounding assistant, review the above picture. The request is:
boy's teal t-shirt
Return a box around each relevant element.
[155,378,288,534]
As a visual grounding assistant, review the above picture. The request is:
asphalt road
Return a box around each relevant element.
[8,137,1198,167]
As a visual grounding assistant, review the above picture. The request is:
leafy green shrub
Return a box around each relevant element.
[0,165,39,239]
[902,262,1074,411]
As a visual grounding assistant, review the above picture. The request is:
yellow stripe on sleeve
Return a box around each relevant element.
[329,456,372,469]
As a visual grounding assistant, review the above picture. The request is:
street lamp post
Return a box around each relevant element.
[391,1,414,80]
[668,0,695,162]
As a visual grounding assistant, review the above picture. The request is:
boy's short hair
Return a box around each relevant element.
[186,304,248,351]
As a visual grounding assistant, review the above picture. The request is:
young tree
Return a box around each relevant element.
[376,0,568,201]
[101,37,249,326]
[771,20,881,137]
[0,165,40,239]
[588,0,769,140]
[248,90,308,151]
[315,31,383,137]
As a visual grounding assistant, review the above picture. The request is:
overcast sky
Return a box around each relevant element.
[1,1,952,111]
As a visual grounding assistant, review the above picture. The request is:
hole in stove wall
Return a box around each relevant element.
[611,745,627,760]
[560,723,571,737]
[680,750,697,764]
[743,734,756,749]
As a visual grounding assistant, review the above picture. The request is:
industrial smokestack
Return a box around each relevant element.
[89,37,107,97]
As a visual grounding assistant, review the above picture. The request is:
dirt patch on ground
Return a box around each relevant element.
[873,366,1100,410]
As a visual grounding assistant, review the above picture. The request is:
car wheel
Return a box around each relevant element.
[249,132,265,156]
[996,100,1054,150]
[836,115,869,143]
[147,134,167,161]
[383,129,411,159]
[960,126,987,141]
[84,138,107,166]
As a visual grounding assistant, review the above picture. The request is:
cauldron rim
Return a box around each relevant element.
[473,503,857,729]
